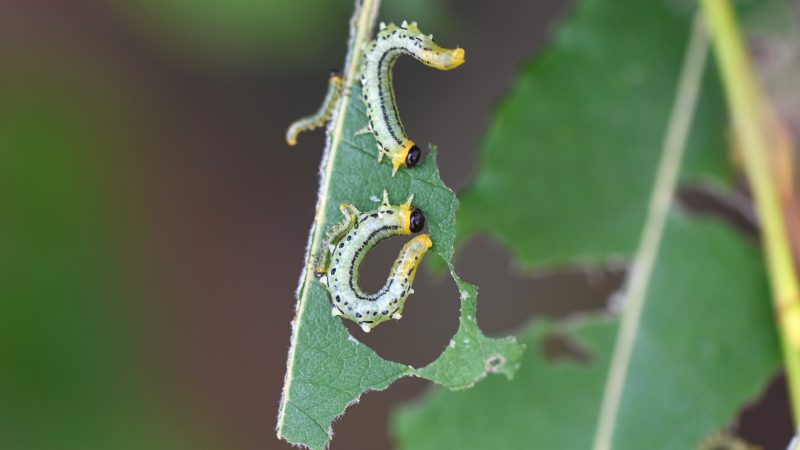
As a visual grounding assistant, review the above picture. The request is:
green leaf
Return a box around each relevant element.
[0,67,201,450]
[458,0,729,267]
[392,0,784,448]
[415,273,525,390]
[393,215,781,450]
[276,2,523,449]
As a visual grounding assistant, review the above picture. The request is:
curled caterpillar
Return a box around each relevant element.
[697,432,761,450]
[286,71,344,146]
[360,20,465,176]
[315,190,432,332]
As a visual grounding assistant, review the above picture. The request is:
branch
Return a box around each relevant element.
[701,0,800,426]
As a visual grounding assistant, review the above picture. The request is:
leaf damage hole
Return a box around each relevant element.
[540,331,594,365]
[485,354,505,372]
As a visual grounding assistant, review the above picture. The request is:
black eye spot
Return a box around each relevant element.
[409,208,425,233]
[405,145,421,168]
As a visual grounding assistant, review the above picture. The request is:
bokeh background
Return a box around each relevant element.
[1,0,794,449]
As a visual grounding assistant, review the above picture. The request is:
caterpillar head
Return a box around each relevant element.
[389,141,421,175]
[409,208,425,233]
[386,191,425,234]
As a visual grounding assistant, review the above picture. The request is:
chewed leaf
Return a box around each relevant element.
[414,272,525,389]
[276,2,523,449]
[394,217,781,450]
[392,0,784,449]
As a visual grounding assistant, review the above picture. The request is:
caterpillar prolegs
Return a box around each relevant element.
[360,21,465,175]
[285,21,465,176]
[314,190,432,332]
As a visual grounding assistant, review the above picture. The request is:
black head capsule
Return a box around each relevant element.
[405,145,421,168]
[409,208,425,233]
[329,69,342,78]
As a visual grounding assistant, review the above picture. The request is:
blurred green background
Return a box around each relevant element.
[0,0,794,449]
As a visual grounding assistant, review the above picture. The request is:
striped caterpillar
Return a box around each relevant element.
[285,71,344,146]
[360,20,465,176]
[314,190,432,332]
[285,21,465,177]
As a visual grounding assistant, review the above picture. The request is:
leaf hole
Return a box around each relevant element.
[540,332,593,365]
[485,354,505,372]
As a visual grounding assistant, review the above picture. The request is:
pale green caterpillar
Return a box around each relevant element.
[360,21,465,175]
[285,71,344,146]
[314,190,432,332]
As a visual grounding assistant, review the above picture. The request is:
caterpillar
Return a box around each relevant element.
[286,71,344,146]
[359,20,465,176]
[314,190,432,332]
[697,432,761,450]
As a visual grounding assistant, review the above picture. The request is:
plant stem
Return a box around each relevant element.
[591,13,709,450]
[701,0,800,426]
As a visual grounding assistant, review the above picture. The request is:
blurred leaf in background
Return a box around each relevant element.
[393,0,790,448]
[101,0,449,69]
[395,216,780,449]
[0,59,220,450]
[456,0,729,268]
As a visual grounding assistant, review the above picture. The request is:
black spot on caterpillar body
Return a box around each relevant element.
[360,20,465,176]
[315,190,432,332]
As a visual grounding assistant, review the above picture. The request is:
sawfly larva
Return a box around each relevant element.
[359,20,465,175]
[286,71,344,146]
[315,190,432,332]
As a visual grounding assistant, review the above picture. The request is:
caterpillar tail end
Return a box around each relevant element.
[421,46,466,70]
[451,47,466,67]
[285,127,299,146]
[416,234,433,250]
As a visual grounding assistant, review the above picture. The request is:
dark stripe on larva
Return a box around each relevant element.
[386,56,407,137]
[375,46,405,146]
[345,224,400,301]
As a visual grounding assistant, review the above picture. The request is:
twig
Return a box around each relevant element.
[591,12,710,450]
[701,0,800,426]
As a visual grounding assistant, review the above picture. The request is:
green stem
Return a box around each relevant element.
[701,0,800,426]
[592,13,710,450]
